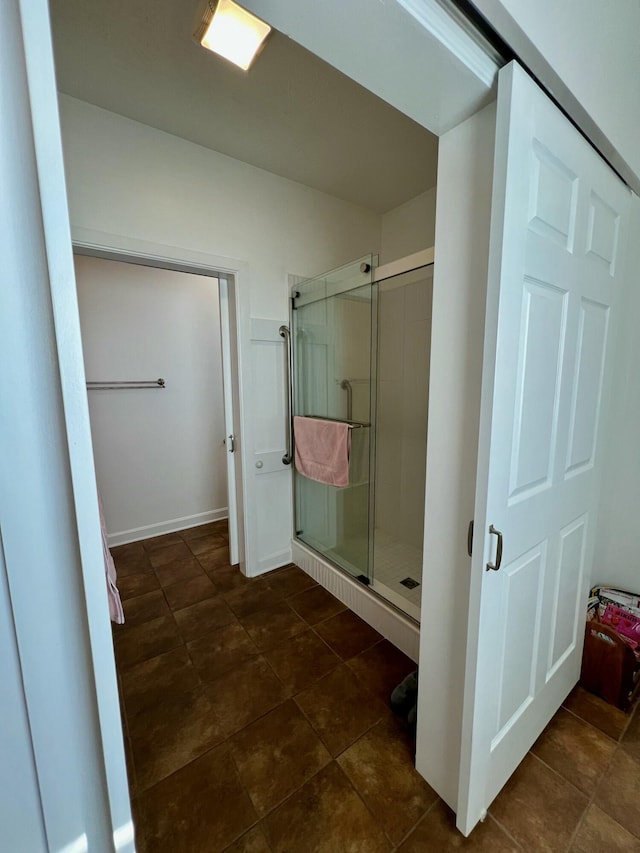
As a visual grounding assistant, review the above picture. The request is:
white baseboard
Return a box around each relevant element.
[291,540,420,662]
[248,547,293,578]
[107,508,228,547]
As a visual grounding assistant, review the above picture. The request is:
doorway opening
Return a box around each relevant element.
[73,249,244,566]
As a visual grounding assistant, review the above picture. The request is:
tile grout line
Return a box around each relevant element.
[486,750,589,852]
[114,526,243,845]
[221,633,356,845]
[335,754,407,850]
[217,572,417,847]
[619,694,640,742]
[117,554,638,850]
[389,795,440,851]
[285,656,430,850]
[562,734,634,852]
[223,736,267,848]
[123,597,265,848]
[595,728,640,843]
[175,563,343,694]
[123,532,565,849]
[560,700,627,744]
[485,811,525,851]
[526,740,625,853]
[556,692,640,849]
[291,681,385,761]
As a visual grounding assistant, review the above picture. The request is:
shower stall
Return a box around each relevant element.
[288,253,433,621]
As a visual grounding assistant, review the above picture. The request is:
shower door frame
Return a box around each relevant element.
[289,247,434,616]
[289,257,376,584]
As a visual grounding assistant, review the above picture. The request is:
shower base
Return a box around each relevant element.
[371,530,422,622]
[322,529,422,623]
[292,539,419,661]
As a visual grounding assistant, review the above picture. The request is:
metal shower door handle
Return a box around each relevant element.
[486,524,503,572]
[279,324,293,465]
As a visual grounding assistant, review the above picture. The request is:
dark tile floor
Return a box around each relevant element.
[112,522,640,852]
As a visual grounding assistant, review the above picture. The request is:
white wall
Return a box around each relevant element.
[75,256,228,544]
[415,101,496,809]
[593,192,640,592]
[473,0,640,193]
[60,95,382,574]
[380,187,437,264]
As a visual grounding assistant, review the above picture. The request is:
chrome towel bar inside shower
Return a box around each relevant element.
[339,378,369,422]
[86,378,166,390]
[340,379,353,421]
[303,414,370,430]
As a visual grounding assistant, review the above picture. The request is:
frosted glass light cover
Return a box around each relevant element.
[200,0,271,71]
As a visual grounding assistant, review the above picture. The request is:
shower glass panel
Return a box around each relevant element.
[370,264,433,621]
[292,257,375,583]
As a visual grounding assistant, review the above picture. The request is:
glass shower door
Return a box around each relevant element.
[292,257,375,582]
[370,263,433,621]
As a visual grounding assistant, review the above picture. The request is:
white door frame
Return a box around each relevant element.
[3,1,133,847]
[219,277,241,565]
[73,231,247,571]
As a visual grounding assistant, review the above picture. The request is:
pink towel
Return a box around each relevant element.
[294,416,350,487]
[99,495,124,625]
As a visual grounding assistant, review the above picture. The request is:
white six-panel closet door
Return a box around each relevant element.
[458,60,631,835]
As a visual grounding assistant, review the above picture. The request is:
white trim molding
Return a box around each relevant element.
[397,0,502,86]
[254,548,295,577]
[107,509,229,547]
[374,246,434,283]
[71,229,251,577]
[241,0,499,136]
[3,1,132,847]
[72,227,246,276]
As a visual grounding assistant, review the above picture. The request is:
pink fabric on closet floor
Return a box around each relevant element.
[293,416,350,487]
[99,495,124,624]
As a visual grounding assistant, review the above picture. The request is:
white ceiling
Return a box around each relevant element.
[49,0,439,214]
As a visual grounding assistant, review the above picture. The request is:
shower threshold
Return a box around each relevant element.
[296,533,421,623]
[292,538,420,661]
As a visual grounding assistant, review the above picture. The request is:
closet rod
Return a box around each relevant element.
[87,378,166,390]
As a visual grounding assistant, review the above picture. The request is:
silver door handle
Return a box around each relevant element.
[279,324,293,465]
[228,434,235,453]
[486,524,503,572]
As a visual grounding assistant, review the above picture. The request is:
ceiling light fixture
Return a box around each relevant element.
[197,0,271,71]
